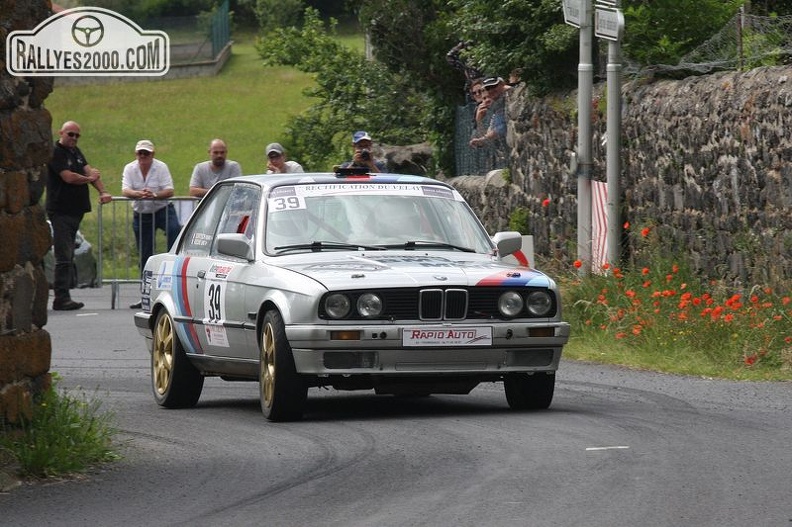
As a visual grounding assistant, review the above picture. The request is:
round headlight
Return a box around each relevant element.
[357,293,383,318]
[526,290,553,316]
[498,291,524,317]
[324,293,351,319]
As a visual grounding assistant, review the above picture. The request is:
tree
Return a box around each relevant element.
[256,8,432,171]
[445,0,579,95]
[622,0,743,66]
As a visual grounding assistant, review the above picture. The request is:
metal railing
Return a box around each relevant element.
[97,196,198,308]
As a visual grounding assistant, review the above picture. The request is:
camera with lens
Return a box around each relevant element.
[360,149,371,161]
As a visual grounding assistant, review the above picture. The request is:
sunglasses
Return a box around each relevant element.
[66,131,80,138]
[136,151,152,156]
[267,152,282,159]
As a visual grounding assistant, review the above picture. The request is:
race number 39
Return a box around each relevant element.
[204,281,226,323]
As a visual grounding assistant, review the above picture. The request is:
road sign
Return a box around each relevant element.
[563,0,583,27]
[594,6,624,41]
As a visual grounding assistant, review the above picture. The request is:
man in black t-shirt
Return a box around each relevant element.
[46,121,111,310]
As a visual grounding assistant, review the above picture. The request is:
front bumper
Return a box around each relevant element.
[287,321,570,375]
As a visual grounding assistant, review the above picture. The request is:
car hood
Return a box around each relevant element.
[275,252,555,289]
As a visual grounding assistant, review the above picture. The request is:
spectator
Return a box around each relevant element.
[469,76,509,149]
[341,131,386,172]
[266,143,304,174]
[469,78,490,128]
[46,120,112,311]
[446,40,484,102]
[189,138,242,197]
[121,139,181,309]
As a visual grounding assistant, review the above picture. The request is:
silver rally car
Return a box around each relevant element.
[134,170,570,421]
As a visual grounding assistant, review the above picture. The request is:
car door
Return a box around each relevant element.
[198,183,262,360]
[176,184,234,355]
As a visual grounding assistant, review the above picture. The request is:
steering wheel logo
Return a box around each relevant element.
[71,15,105,47]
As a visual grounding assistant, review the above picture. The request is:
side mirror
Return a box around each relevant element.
[217,233,254,261]
[492,231,522,257]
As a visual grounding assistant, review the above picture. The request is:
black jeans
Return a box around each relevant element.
[132,204,181,275]
[48,212,83,302]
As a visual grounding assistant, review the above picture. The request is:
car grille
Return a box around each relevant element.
[319,287,556,321]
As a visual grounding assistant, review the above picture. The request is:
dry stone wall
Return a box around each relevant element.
[450,66,792,287]
[0,0,54,424]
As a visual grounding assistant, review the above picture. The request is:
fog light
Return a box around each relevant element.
[324,352,377,369]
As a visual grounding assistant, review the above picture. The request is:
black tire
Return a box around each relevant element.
[504,372,555,410]
[259,310,307,422]
[152,310,204,408]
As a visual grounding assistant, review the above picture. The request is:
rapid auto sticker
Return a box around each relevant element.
[202,263,234,348]
[403,327,493,347]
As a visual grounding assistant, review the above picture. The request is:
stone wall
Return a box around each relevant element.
[450,66,792,287]
[0,0,54,424]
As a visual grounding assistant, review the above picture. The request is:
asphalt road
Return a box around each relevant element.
[1,286,790,526]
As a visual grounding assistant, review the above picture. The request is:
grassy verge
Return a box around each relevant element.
[0,376,118,482]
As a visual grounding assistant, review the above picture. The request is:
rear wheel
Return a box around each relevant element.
[152,310,204,408]
[259,310,307,421]
[504,372,555,410]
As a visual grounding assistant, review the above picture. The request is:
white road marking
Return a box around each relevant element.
[586,446,630,451]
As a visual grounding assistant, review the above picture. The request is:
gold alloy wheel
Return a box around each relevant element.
[153,313,175,396]
[261,321,276,409]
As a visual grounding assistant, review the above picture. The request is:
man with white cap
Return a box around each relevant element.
[121,139,181,309]
[341,131,385,172]
[189,138,242,197]
[265,142,303,174]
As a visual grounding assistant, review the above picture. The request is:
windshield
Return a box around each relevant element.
[264,183,494,254]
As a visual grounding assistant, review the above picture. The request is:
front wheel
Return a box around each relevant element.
[259,310,307,421]
[504,372,555,410]
[152,310,204,408]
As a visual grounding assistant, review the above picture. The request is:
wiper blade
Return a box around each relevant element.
[381,240,476,253]
[274,241,387,254]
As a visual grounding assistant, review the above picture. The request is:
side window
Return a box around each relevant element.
[212,184,261,255]
[181,185,234,256]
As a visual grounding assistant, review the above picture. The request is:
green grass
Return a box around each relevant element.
[1,377,119,478]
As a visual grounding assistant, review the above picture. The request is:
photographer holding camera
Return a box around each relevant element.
[341,131,385,172]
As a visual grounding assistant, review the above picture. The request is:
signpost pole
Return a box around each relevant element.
[564,0,593,277]
[604,3,622,267]
[594,0,624,269]
[577,0,593,277]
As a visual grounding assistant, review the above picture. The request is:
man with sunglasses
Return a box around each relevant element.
[122,139,181,309]
[46,121,112,311]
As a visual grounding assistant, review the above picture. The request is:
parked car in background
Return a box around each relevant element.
[43,221,98,289]
[134,170,570,421]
